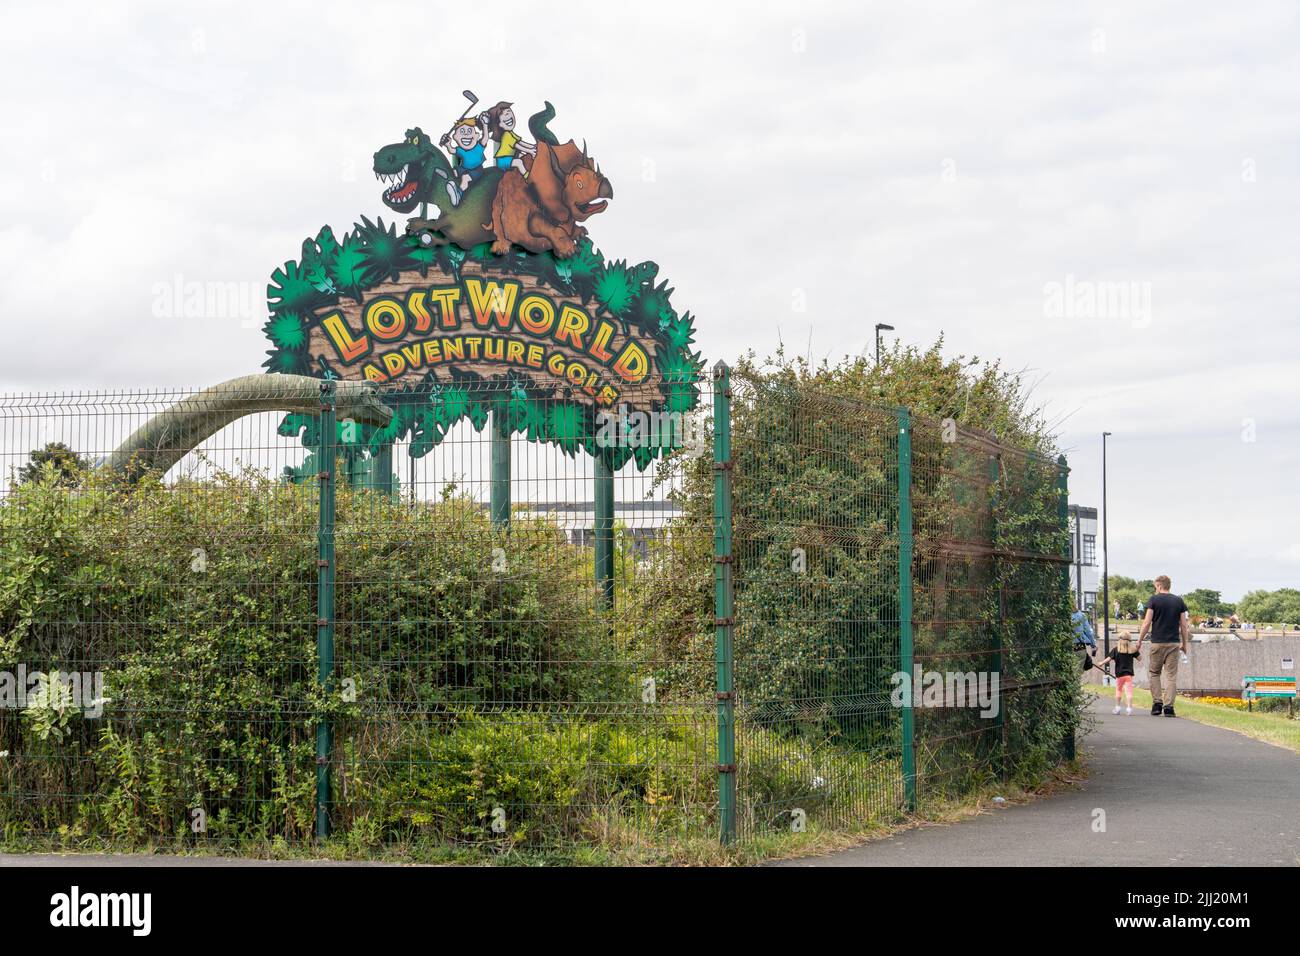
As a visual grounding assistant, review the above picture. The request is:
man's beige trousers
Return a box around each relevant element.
[1146,642,1182,706]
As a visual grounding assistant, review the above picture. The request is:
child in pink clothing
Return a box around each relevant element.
[1101,637,1140,715]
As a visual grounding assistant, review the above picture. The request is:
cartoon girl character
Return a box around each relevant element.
[439,117,489,205]
[479,101,536,174]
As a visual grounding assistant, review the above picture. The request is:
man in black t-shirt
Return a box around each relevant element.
[1136,574,1190,716]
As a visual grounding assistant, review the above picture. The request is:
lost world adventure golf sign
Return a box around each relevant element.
[310,269,662,408]
[262,95,702,468]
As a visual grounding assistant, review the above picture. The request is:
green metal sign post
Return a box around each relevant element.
[594,451,614,610]
[369,440,394,496]
[897,408,916,811]
[490,408,511,528]
[712,364,736,844]
[315,380,337,839]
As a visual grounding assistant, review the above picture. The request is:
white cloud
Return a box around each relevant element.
[1,0,1297,597]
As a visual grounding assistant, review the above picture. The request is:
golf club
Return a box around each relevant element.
[441,90,480,150]
[456,89,479,121]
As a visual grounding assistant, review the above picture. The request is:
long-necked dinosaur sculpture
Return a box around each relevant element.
[101,374,391,479]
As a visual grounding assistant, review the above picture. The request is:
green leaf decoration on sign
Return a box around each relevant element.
[301,226,340,295]
[355,215,413,285]
[266,311,308,350]
[331,233,369,302]
[594,260,636,316]
[264,220,704,471]
[632,280,675,333]
[267,260,325,317]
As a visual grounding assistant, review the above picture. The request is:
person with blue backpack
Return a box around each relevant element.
[1072,606,1098,672]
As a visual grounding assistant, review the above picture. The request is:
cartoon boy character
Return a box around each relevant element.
[439,117,489,205]
[479,101,537,174]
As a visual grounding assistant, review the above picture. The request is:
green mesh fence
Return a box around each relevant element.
[726,374,906,839]
[908,417,1078,799]
[724,368,1077,840]
[0,367,1076,855]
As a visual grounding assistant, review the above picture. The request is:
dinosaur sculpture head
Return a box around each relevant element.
[532,139,613,224]
[373,127,450,213]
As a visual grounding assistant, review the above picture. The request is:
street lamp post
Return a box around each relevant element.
[875,323,895,365]
[1071,506,1083,610]
[1102,431,1112,656]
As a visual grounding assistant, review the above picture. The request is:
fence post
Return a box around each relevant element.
[369,439,394,497]
[594,451,614,611]
[712,363,737,845]
[897,408,917,811]
[315,380,337,839]
[1056,454,1075,762]
[989,453,1006,779]
[490,406,511,528]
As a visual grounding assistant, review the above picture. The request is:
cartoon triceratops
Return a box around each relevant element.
[488,137,611,258]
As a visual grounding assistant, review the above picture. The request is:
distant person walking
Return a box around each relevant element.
[1136,575,1191,716]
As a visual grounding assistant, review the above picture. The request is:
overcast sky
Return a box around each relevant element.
[1,0,1297,600]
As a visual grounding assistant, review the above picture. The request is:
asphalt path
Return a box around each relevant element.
[777,697,1300,866]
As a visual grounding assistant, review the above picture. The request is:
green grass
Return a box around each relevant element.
[1086,685,1300,754]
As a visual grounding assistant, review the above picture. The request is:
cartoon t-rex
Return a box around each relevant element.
[371,127,453,215]
[373,103,612,258]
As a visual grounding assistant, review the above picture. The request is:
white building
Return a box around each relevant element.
[518,500,683,559]
[1068,504,1099,613]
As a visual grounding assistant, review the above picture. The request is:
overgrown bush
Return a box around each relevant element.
[0,466,624,845]
[646,342,1082,809]
[0,463,881,851]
